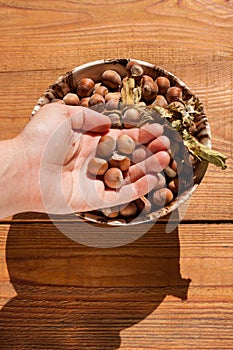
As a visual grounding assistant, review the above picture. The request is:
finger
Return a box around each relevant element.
[120,123,164,144]
[67,106,111,132]
[147,135,170,153]
[126,151,170,182]
[102,173,159,206]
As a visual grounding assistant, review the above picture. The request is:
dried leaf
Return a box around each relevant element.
[121,77,135,105]
[183,131,227,170]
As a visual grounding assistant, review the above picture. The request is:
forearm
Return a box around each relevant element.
[0,137,30,218]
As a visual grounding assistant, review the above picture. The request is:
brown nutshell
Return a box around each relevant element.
[104,168,124,189]
[77,78,95,97]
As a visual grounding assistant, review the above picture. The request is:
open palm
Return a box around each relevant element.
[19,103,169,214]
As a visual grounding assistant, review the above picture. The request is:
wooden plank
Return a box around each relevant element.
[0,0,232,349]
[0,0,233,73]
[0,223,232,349]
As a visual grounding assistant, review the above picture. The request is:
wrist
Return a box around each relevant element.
[11,134,44,215]
[0,134,44,218]
[0,137,29,217]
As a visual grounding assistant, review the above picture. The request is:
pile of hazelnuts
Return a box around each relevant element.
[61,62,183,110]
[54,61,194,222]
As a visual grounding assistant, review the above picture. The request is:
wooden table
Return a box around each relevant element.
[0,1,232,349]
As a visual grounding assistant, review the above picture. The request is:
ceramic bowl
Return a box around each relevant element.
[32,59,211,225]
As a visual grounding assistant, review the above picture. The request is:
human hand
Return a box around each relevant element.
[9,103,170,216]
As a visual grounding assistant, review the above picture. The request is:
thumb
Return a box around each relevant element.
[67,106,111,133]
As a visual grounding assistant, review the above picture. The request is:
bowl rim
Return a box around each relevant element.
[32,58,211,226]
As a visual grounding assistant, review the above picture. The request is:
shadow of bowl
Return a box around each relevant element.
[0,212,191,349]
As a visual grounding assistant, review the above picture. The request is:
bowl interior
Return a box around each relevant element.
[33,59,211,225]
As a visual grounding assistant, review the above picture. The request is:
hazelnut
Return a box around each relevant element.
[89,93,105,106]
[80,97,90,107]
[63,93,80,106]
[135,196,151,214]
[154,173,166,190]
[104,167,123,189]
[166,86,182,103]
[169,158,178,172]
[108,113,122,128]
[153,188,174,207]
[164,165,177,178]
[126,61,144,78]
[87,157,108,176]
[105,92,121,110]
[102,70,122,89]
[117,134,136,154]
[109,153,131,172]
[94,85,109,97]
[96,135,116,159]
[52,99,65,104]
[168,177,186,194]
[77,78,95,97]
[120,202,138,217]
[105,92,121,102]
[152,95,168,108]
[155,76,170,95]
[141,75,158,101]
[122,108,141,128]
[102,206,119,218]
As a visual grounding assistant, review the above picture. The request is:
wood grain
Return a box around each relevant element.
[0,222,232,349]
[0,1,233,349]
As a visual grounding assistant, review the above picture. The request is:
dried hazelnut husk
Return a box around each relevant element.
[109,152,131,172]
[188,121,197,135]
[87,157,108,176]
[141,75,158,101]
[126,61,144,79]
[155,76,170,95]
[104,167,124,189]
[153,188,174,207]
[96,135,116,159]
[102,70,122,89]
[117,134,136,154]
[122,108,141,128]
[77,78,95,97]
[120,202,138,217]
[168,101,185,111]
[63,93,80,106]
[166,86,182,103]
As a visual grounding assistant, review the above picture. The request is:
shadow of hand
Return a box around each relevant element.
[0,213,190,349]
